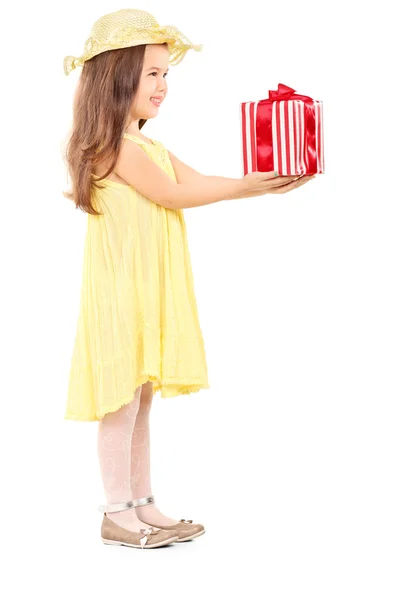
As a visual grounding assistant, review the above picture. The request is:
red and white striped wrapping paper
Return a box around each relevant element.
[240,83,325,176]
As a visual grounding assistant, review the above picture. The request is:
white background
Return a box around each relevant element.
[2,0,399,598]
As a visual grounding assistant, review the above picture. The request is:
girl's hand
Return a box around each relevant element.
[241,171,316,198]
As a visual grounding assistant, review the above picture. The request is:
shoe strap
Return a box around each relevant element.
[98,500,134,513]
[132,495,155,507]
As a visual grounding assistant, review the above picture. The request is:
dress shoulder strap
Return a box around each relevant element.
[122,132,157,147]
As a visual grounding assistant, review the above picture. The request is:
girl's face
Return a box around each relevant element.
[130,44,170,120]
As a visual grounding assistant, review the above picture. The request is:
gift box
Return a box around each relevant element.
[240,83,325,176]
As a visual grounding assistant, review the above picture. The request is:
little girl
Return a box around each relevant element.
[63,8,314,551]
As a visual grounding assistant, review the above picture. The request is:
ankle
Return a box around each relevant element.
[106,507,144,530]
[134,503,178,527]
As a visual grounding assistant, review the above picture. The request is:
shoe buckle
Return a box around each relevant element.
[98,500,134,513]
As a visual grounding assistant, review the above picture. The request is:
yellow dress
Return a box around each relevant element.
[65,133,210,422]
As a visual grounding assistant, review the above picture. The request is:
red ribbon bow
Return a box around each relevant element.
[268,83,314,104]
[255,83,319,174]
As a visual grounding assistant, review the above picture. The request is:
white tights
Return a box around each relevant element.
[97,381,178,532]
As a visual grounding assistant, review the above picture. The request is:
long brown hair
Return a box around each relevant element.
[62,44,166,216]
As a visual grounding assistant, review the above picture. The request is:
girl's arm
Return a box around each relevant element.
[114,140,247,209]
[166,150,302,204]
[171,176,247,209]
[167,149,252,207]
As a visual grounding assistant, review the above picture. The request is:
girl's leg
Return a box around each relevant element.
[97,385,154,532]
[130,381,179,526]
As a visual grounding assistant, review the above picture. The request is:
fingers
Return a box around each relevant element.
[256,171,283,180]
[255,171,299,184]
[268,175,315,194]
[269,175,301,188]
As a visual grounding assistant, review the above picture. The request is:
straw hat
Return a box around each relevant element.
[63,8,203,75]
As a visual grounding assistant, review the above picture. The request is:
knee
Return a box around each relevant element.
[100,385,143,429]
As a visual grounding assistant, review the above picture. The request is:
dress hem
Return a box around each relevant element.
[64,373,210,422]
